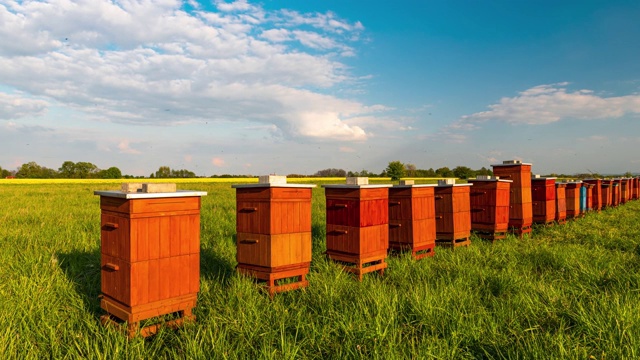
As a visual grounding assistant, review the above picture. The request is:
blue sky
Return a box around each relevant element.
[1,0,640,176]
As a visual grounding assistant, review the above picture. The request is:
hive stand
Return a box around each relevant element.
[95,189,207,338]
[467,177,511,241]
[531,176,557,225]
[233,178,316,295]
[583,179,602,211]
[388,182,437,259]
[323,180,391,280]
[555,183,567,225]
[564,181,582,219]
[491,161,533,237]
[434,181,472,248]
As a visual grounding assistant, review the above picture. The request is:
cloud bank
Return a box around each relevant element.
[0,0,385,140]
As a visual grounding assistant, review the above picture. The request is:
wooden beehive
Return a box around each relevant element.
[531,176,557,224]
[579,184,587,214]
[601,180,613,208]
[233,178,316,295]
[491,160,533,236]
[95,188,207,338]
[388,183,436,259]
[634,178,640,200]
[583,179,602,211]
[323,180,391,280]
[467,177,511,241]
[434,182,472,247]
[585,184,594,211]
[612,180,621,206]
[564,182,582,219]
[555,183,567,224]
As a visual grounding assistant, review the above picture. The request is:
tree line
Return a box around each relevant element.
[1,160,637,180]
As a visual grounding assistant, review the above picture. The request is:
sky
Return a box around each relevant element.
[1,0,640,177]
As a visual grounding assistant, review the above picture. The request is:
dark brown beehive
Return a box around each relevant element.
[434,180,472,247]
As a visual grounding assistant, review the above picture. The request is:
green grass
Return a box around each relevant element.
[1,180,639,359]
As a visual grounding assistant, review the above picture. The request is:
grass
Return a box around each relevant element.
[0,180,639,359]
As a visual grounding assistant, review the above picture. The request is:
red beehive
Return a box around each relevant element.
[467,176,511,241]
[585,184,594,211]
[233,176,315,295]
[583,179,602,211]
[634,178,640,200]
[564,181,582,219]
[434,180,472,248]
[95,185,207,338]
[491,160,533,236]
[612,179,621,206]
[555,183,567,224]
[620,178,629,204]
[323,178,391,280]
[531,175,557,225]
[388,181,436,259]
[601,180,613,208]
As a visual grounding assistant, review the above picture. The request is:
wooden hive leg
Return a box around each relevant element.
[127,322,139,339]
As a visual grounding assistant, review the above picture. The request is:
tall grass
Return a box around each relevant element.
[0,180,638,358]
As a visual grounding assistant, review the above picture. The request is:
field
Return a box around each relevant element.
[1,179,639,359]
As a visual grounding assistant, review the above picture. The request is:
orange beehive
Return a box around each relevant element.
[233,176,315,295]
[467,176,511,241]
[601,180,613,208]
[491,160,533,236]
[612,180,621,206]
[531,176,557,224]
[620,178,629,204]
[434,180,472,247]
[583,179,602,211]
[564,181,582,219]
[585,184,594,211]
[388,181,436,259]
[634,178,640,200]
[95,188,207,338]
[323,178,391,280]
[555,183,567,224]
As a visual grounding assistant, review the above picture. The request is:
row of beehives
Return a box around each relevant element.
[232,161,640,295]
[93,161,639,338]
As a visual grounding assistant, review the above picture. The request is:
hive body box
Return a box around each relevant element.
[388,184,437,259]
[585,184,594,211]
[555,183,567,224]
[491,162,533,236]
[531,177,557,224]
[634,178,640,200]
[583,179,602,211]
[564,182,582,219]
[233,183,316,294]
[323,184,392,280]
[579,185,587,213]
[612,180,621,207]
[601,180,613,208]
[467,178,511,240]
[620,179,629,204]
[434,183,472,247]
[94,190,207,338]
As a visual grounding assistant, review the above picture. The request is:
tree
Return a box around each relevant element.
[59,161,76,178]
[386,161,405,181]
[435,167,453,178]
[16,161,57,178]
[475,167,493,176]
[0,166,10,178]
[314,168,347,177]
[155,166,172,178]
[452,166,474,180]
[99,167,122,179]
[405,163,417,177]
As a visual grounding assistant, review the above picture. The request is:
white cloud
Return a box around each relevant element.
[0,92,49,119]
[0,0,383,141]
[461,83,640,125]
[117,140,141,154]
[212,157,225,167]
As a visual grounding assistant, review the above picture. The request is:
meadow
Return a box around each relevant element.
[0,179,639,359]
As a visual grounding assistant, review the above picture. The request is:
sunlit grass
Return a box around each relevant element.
[1,181,639,358]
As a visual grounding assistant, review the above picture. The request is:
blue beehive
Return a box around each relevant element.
[579,184,587,213]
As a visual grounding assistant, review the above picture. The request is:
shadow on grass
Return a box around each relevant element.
[200,236,236,284]
[57,248,103,317]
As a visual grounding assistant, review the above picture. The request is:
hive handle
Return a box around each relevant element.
[240,239,259,244]
[471,208,485,213]
[103,263,120,272]
[332,230,348,235]
[501,175,512,179]
[102,223,119,230]
[333,204,348,208]
[240,207,258,212]
[390,223,402,228]
[389,201,401,206]
[435,196,444,200]
[435,216,443,219]
[471,192,486,196]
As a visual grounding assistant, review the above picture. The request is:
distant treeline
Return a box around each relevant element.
[1,160,637,179]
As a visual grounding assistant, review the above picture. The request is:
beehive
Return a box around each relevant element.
[620,178,629,204]
[467,176,511,241]
[323,178,392,280]
[585,184,594,211]
[555,183,567,224]
[388,183,437,259]
[601,180,613,208]
[564,181,582,219]
[612,179,621,206]
[434,181,472,247]
[634,178,640,200]
[232,177,316,294]
[491,160,533,236]
[583,179,602,211]
[531,176,557,224]
[579,184,587,214]
[94,187,207,338]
